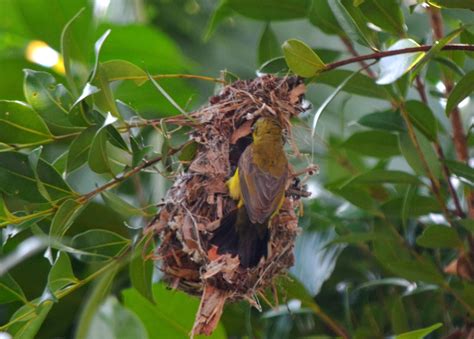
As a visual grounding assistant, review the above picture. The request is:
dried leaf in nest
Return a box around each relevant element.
[148,75,308,336]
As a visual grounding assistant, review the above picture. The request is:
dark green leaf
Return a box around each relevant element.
[71,229,130,262]
[67,125,98,173]
[330,232,377,244]
[258,57,289,74]
[445,159,474,184]
[88,125,112,175]
[93,65,121,119]
[178,141,198,163]
[416,225,462,249]
[395,323,442,339]
[405,100,438,142]
[258,24,280,65]
[381,196,441,217]
[343,131,400,158]
[329,0,378,49]
[315,70,389,99]
[0,273,27,303]
[376,39,425,85]
[48,252,78,292]
[0,100,53,145]
[282,39,326,77]
[50,199,84,239]
[0,152,74,202]
[225,0,311,21]
[358,110,405,131]
[358,0,405,36]
[308,0,345,35]
[391,297,409,335]
[386,259,444,284]
[446,70,474,116]
[459,219,474,232]
[129,240,154,303]
[398,131,441,178]
[328,186,380,214]
[347,170,420,186]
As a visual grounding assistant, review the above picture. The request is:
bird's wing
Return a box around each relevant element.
[238,148,288,224]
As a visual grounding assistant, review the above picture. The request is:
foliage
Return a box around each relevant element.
[0,0,473,338]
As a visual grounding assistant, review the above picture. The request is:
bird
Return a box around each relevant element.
[210,117,289,268]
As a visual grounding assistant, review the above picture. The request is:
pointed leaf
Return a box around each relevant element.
[258,24,280,65]
[358,110,405,131]
[67,125,99,173]
[0,273,27,303]
[48,252,78,292]
[71,229,130,262]
[446,70,474,116]
[358,0,405,36]
[405,100,438,142]
[395,323,442,339]
[343,131,400,158]
[308,0,345,35]
[101,59,148,86]
[416,225,462,249]
[49,199,84,239]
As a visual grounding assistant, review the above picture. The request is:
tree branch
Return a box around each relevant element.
[324,44,474,72]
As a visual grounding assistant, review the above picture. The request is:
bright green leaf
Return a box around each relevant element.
[101,59,148,86]
[8,301,53,339]
[49,199,84,239]
[395,323,442,339]
[101,191,145,218]
[282,39,326,77]
[48,252,78,292]
[67,125,99,173]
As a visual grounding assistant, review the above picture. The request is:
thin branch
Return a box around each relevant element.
[324,44,474,72]
[413,75,465,218]
[108,73,225,84]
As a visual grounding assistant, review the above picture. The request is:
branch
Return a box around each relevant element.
[324,44,474,72]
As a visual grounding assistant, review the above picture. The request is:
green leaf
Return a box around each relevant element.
[0,100,53,146]
[444,159,474,184]
[71,229,130,262]
[398,131,441,178]
[47,252,78,292]
[8,301,53,339]
[427,0,474,9]
[308,0,345,35]
[0,152,74,202]
[459,219,474,232]
[394,323,442,339]
[225,0,311,21]
[258,24,280,65]
[93,65,121,119]
[358,110,405,131]
[0,273,27,303]
[328,186,380,214]
[0,195,15,222]
[446,70,474,116]
[88,123,113,175]
[61,7,92,95]
[391,297,409,335]
[385,259,444,285]
[416,225,462,249]
[282,39,326,77]
[28,147,52,202]
[376,39,425,85]
[405,100,438,142]
[67,125,99,173]
[347,170,420,186]
[258,57,289,75]
[343,131,400,158]
[87,297,149,339]
[315,70,389,99]
[122,283,226,339]
[329,0,378,49]
[101,59,148,86]
[23,69,80,131]
[358,0,405,36]
[75,262,120,339]
[381,196,441,217]
[101,191,145,218]
[129,240,154,303]
[49,199,84,239]
[330,232,377,244]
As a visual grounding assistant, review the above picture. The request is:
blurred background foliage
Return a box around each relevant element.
[0,0,474,338]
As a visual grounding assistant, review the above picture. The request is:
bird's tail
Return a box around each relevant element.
[210,207,269,268]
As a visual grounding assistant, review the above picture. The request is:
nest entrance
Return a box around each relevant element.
[148,75,308,336]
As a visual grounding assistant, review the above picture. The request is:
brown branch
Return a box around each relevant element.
[413,75,465,218]
[340,36,377,78]
[428,8,474,218]
[323,44,474,72]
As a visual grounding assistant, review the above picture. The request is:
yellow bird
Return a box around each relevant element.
[210,117,289,267]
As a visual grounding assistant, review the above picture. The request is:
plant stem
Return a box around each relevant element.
[307,303,349,339]
[340,36,377,78]
[324,44,474,72]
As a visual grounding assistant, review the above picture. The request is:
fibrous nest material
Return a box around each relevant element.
[147,75,308,336]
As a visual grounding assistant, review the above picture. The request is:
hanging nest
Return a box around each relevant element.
[147,75,309,336]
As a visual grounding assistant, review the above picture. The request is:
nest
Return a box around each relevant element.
[147,75,308,336]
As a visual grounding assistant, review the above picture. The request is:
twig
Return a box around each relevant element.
[340,36,377,78]
[324,44,474,72]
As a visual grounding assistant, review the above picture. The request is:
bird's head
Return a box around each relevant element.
[252,117,285,145]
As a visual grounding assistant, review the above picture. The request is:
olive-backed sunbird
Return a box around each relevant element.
[211,117,289,267]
